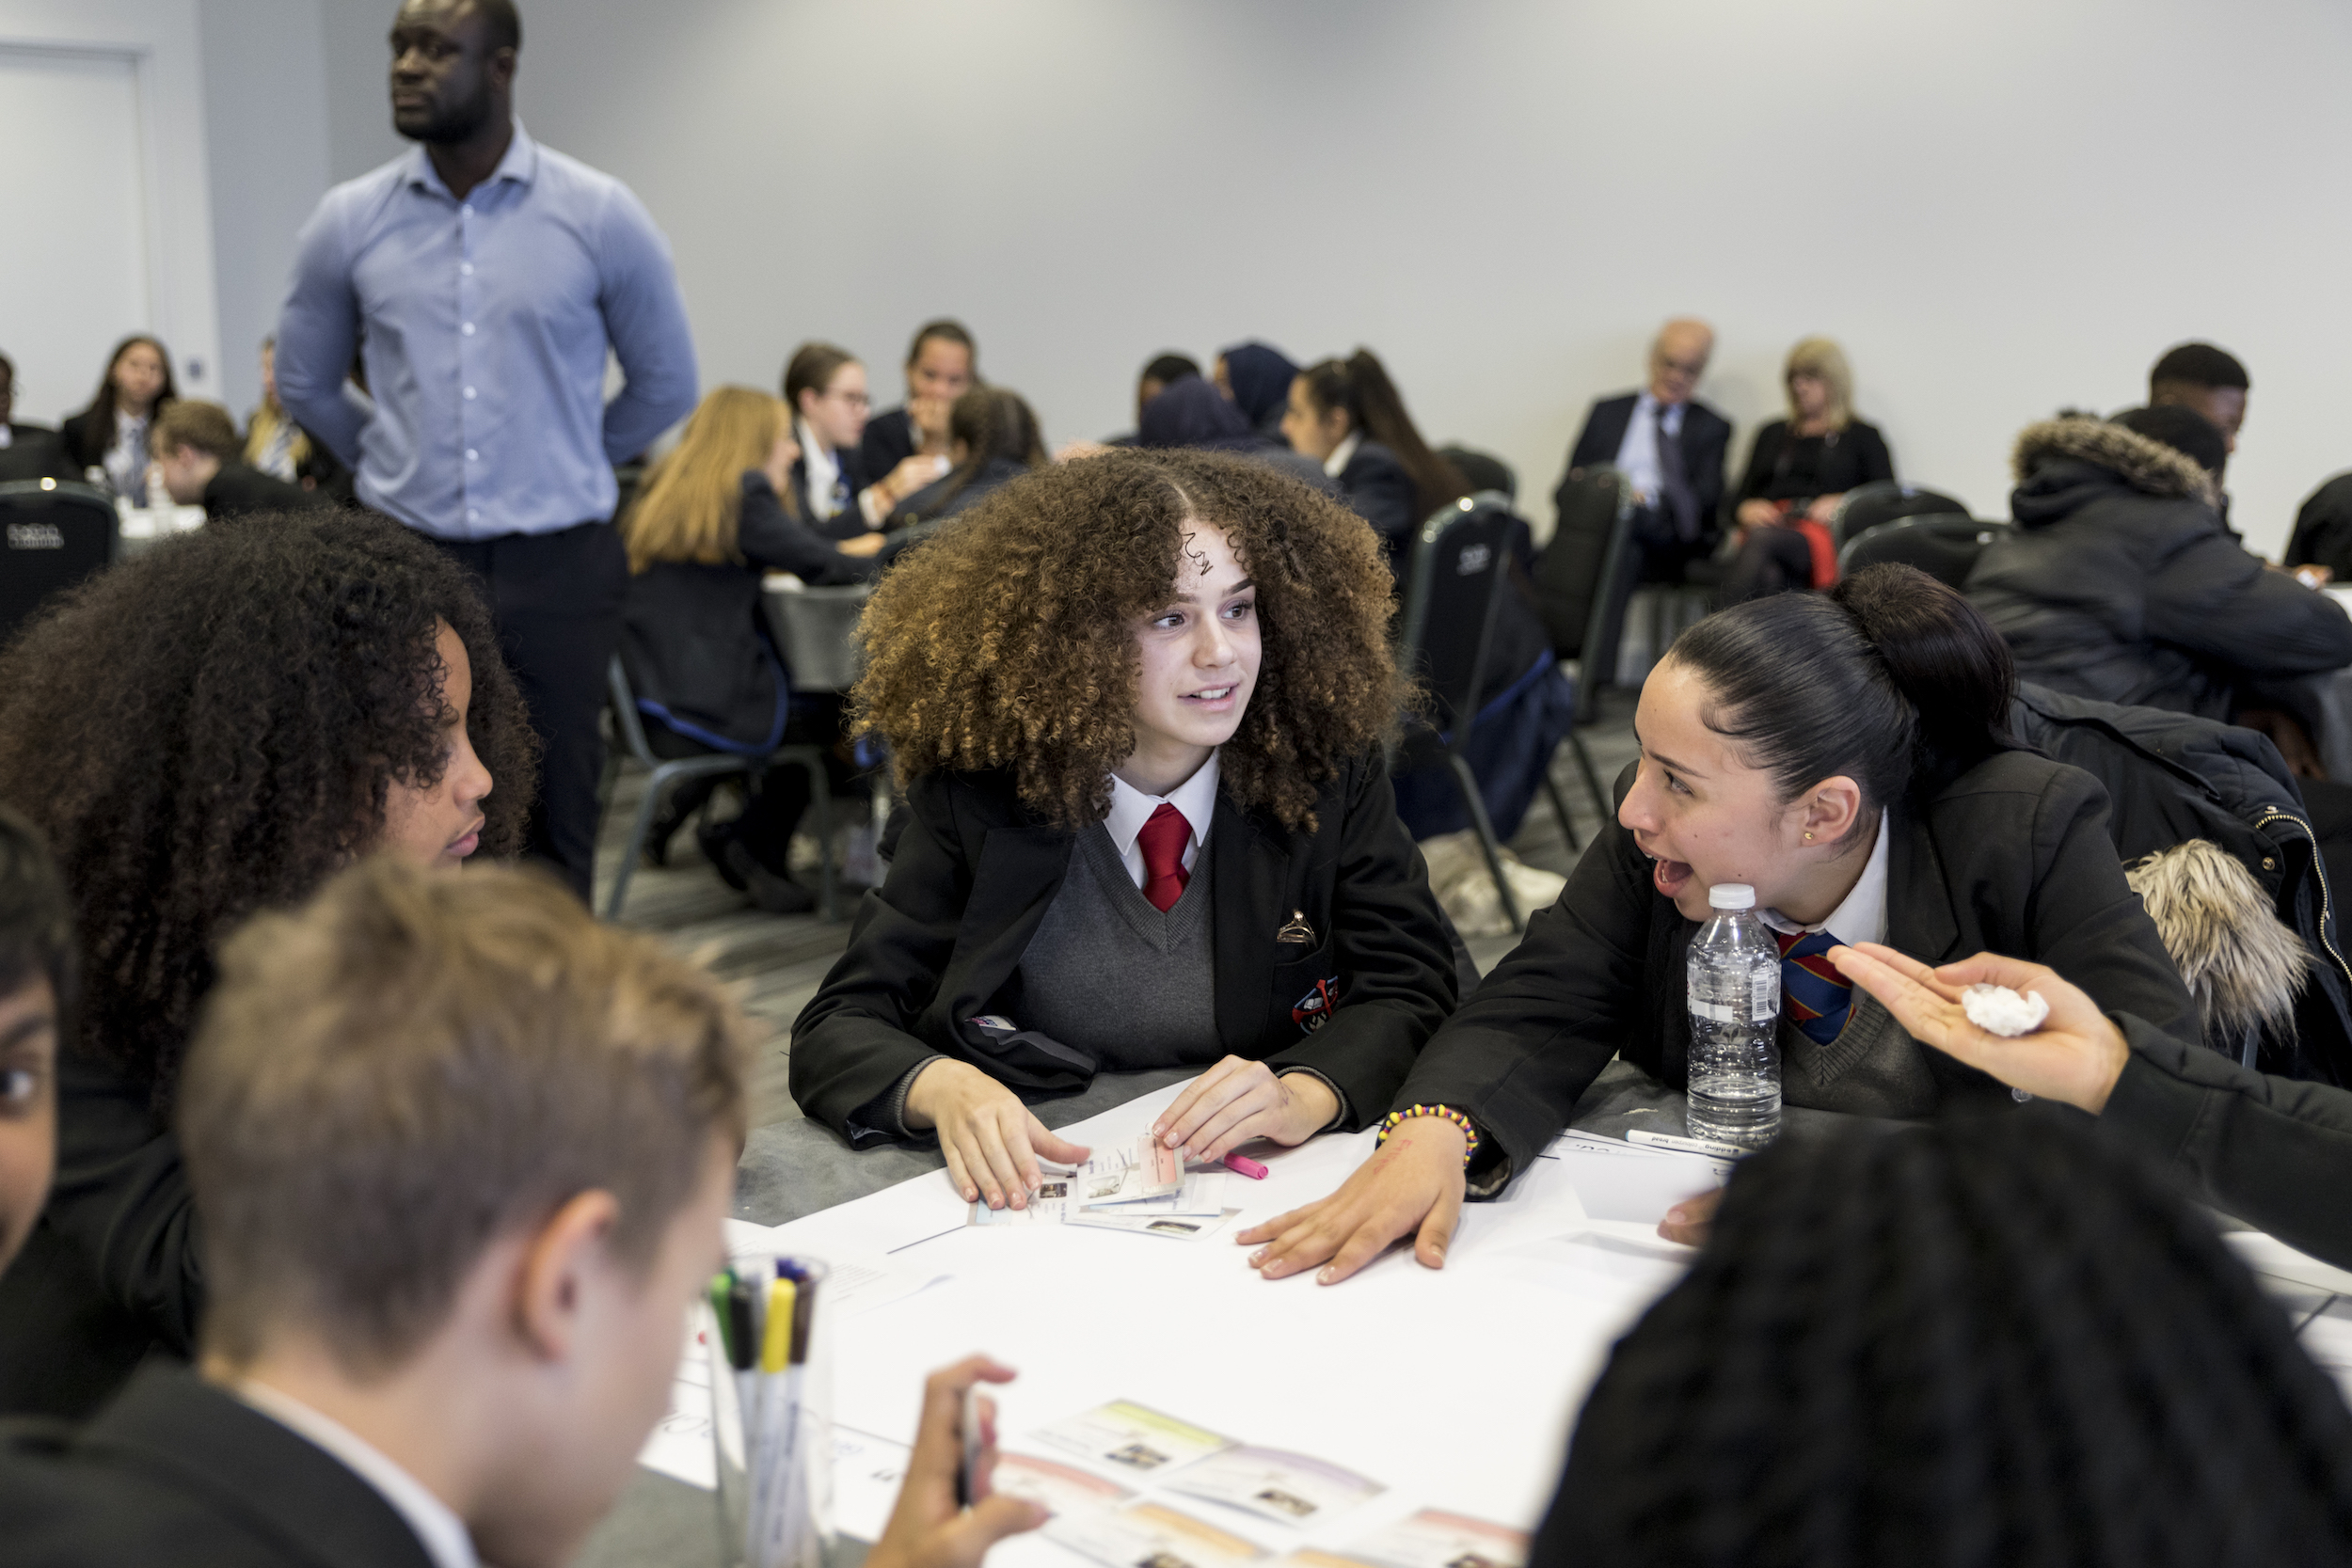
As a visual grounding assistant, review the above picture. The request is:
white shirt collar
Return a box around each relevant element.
[1635,390,1685,435]
[1759,811,1890,948]
[1324,432,1361,479]
[797,419,839,515]
[235,1379,480,1568]
[1104,752,1219,862]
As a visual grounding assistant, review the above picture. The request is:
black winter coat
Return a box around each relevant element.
[2010,682,2352,1085]
[1968,419,2352,718]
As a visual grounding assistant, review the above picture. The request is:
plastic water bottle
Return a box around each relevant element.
[1686,883,1782,1148]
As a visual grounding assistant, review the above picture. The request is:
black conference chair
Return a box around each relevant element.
[1396,492,1578,932]
[1530,466,1633,820]
[601,656,836,923]
[1837,514,2012,589]
[1438,445,1517,503]
[1829,481,1970,553]
[0,479,118,647]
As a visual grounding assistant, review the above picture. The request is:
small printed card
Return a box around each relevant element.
[989,1452,1135,1516]
[1163,1445,1384,1526]
[1078,1136,1185,1207]
[1333,1509,1532,1568]
[1033,1400,1235,1476]
[1049,1501,1270,1568]
[1064,1207,1243,1243]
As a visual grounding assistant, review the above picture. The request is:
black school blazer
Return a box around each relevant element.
[1393,750,2198,1178]
[792,755,1459,1145]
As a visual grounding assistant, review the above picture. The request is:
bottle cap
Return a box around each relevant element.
[1708,883,1756,910]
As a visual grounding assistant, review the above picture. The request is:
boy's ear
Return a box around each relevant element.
[511,1189,621,1361]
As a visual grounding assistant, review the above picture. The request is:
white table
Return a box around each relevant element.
[596,1079,2352,1568]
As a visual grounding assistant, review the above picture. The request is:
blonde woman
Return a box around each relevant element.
[1721,337,1895,603]
[617,387,883,910]
[241,335,347,495]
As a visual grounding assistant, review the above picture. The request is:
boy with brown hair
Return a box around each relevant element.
[148,397,326,517]
[1,858,1042,1567]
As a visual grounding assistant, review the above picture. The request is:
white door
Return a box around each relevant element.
[0,46,151,425]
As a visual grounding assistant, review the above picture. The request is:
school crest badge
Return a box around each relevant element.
[1292,977,1338,1034]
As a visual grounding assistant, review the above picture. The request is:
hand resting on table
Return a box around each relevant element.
[1152,1056,1338,1164]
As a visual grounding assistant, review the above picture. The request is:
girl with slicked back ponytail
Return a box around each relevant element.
[1239,564,2201,1288]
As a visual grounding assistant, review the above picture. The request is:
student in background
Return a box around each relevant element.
[241,336,349,499]
[0,806,71,1282]
[0,352,76,483]
[1136,353,1201,426]
[1214,341,1298,442]
[1540,1108,2352,1566]
[782,341,944,539]
[0,511,536,1418]
[149,401,328,518]
[794,450,1457,1208]
[1237,567,2192,1284]
[1720,336,1895,604]
[1281,350,1469,569]
[617,387,883,911]
[860,318,977,488]
[891,387,1051,527]
[1136,375,1256,451]
[57,334,175,500]
[0,856,1046,1568]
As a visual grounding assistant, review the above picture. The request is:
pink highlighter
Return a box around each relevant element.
[1223,1152,1269,1180]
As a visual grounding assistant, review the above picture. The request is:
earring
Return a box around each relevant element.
[1804,831,1815,842]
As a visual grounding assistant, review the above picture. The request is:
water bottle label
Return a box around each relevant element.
[1754,968,1779,1016]
[1691,999,1736,1023]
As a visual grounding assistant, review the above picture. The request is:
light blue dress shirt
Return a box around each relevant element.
[1613,391,1685,508]
[275,122,698,540]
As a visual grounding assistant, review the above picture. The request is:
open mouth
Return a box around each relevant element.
[1639,843,1693,899]
[1182,685,1237,706]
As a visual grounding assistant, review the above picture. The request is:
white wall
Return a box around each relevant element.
[194,0,331,420]
[300,0,2352,552]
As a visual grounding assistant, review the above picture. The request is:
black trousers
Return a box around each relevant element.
[433,520,628,902]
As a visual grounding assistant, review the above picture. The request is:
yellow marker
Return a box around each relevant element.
[761,1278,797,1372]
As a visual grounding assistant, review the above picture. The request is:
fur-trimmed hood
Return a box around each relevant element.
[2010,417,2219,509]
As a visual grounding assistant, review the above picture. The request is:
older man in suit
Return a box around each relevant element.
[1557,318,1732,587]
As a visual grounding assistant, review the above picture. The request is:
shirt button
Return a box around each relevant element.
[464,387,477,400]
[460,262,474,276]
[467,449,479,462]
[461,203,473,215]
[467,508,480,522]
[461,323,474,336]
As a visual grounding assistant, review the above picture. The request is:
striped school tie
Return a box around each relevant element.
[1777,928,1853,1046]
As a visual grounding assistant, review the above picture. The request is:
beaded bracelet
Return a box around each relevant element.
[1376,1104,1482,1166]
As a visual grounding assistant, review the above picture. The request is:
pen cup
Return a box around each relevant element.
[710,1253,835,1568]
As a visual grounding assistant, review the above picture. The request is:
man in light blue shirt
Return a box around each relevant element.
[277,0,697,899]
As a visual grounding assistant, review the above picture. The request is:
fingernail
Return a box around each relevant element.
[1665,1205,1687,1222]
[1248,1249,1267,1266]
[1317,1266,1338,1284]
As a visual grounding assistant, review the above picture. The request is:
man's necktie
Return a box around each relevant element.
[1137,803,1192,912]
[1654,409,1699,544]
[1777,928,1853,1046]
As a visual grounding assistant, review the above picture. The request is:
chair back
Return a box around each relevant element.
[1398,493,1537,754]
[1837,514,2010,589]
[1438,445,1517,503]
[762,582,873,693]
[606,655,663,770]
[0,480,118,648]
[1531,466,1636,693]
[1829,481,1969,550]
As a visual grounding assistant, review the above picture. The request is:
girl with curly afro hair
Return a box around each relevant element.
[0,508,536,1418]
[792,449,1458,1210]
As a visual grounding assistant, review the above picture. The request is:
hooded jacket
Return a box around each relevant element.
[1966,419,2352,718]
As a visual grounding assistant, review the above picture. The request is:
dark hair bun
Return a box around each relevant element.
[1830,564,2016,781]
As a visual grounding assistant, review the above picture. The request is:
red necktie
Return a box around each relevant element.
[1137,803,1192,911]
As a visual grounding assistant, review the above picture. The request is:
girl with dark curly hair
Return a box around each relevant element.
[791,449,1458,1209]
[0,508,537,1418]
[1542,1108,2352,1567]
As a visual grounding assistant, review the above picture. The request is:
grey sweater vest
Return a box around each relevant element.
[1015,821,1221,1071]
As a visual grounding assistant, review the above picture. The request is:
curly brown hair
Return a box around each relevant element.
[852,448,1405,830]
[0,509,537,1099]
